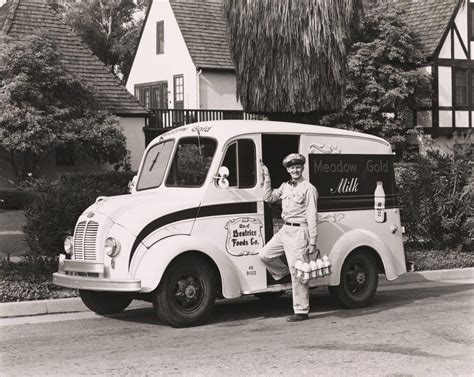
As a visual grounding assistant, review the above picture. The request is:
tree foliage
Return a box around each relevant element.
[223,0,364,114]
[321,4,432,154]
[0,34,129,182]
[62,0,144,80]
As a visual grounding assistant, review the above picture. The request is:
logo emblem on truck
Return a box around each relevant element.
[225,217,264,257]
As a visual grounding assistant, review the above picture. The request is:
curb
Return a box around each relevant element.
[1,268,473,319]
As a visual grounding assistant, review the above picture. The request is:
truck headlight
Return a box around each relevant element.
[105,237,120,257]
[64,236,73,255]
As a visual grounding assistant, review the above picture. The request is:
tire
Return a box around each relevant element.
[328,251,378,309]
[153,255,217,328]
[79,290,132,315]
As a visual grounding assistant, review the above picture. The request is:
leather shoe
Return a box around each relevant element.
[286,314,308,322]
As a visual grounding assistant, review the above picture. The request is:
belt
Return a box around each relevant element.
[284,222,302,227]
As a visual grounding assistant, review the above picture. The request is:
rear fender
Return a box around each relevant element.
[328,229,402,286]
[132,235,241,298]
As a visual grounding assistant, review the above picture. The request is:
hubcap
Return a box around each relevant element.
[345,262,369,296]
[174,274,204,311]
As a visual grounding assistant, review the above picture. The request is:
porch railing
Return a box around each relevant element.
[148,109,261,129]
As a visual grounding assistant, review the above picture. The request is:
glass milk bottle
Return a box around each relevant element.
[374,181,386,223]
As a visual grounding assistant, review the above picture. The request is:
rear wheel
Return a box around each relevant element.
[328,251,378,309]
[79,290,132,315]
[153,255,217,328]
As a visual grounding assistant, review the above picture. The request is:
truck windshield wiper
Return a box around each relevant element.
[149,150,160,171]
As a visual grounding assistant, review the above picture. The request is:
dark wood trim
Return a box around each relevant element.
[433,0,464,58]
[451,27,455,59]
[437,59,474,68]
[432,63,439,134]
[439,105,471,111]
[452,65,456,128]
[453,23,469,59]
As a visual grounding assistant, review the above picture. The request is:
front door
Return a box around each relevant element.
[197,134,267,293]
[173,74,184,109]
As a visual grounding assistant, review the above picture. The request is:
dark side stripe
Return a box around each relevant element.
[318,194,398,211]
[129,202,258,266]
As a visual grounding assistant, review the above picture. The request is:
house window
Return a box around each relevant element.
[221,139,256,188]
[143,87,151,108]
[156,21,164,54]
[135,82,168,109]
[453,68,468,107]
[151,82,168,109]
[471,8,474,40]
[56,144,74,165]
[472,69,474,107]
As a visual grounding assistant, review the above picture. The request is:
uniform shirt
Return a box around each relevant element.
[264,178,318,245]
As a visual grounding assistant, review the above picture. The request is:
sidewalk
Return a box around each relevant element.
[1,268,473,318]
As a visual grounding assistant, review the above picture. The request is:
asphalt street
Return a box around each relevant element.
[1,280,473,376]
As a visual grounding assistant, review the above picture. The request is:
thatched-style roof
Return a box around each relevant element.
[223,0,364,113]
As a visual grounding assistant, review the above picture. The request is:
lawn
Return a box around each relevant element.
[1,248,472,303]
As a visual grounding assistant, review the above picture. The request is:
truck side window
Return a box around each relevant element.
[166,137,217,187]
[221,139,256,188]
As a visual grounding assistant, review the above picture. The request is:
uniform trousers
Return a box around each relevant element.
[259,224,310,314]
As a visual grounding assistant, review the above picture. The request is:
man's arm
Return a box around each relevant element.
[262,164,282,203]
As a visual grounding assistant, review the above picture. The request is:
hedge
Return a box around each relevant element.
[22,171,135,260]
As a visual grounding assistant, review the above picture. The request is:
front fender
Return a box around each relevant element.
[328,229,403,286]
[132,235,241,298]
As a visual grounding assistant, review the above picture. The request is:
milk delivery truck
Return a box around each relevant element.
[53,120,406,327]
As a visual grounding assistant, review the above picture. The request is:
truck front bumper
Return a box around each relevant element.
[53,272,141,292]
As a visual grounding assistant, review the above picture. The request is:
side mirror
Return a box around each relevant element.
[215,166,229,189]
[128,175,137,193]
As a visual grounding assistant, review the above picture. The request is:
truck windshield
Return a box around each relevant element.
[166,137,217,187]
[136,140,175,191]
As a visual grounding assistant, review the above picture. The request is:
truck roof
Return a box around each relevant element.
[156,120,391,147]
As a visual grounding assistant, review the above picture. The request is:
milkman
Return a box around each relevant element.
[259,153,318,322]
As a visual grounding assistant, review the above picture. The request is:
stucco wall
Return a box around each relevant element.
[199,71,242,110]
[126,0,197,108]
[121,117,147,171]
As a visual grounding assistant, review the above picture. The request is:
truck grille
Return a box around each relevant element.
[73,220,99,261]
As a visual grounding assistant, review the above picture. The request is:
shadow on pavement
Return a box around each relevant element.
[106,281,473,327]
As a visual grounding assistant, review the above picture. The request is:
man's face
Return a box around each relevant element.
[286,164,304,181]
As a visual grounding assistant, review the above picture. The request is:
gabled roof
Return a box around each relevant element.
[169,0,234,71]
[378,0,462,58]
[0,0,147,116]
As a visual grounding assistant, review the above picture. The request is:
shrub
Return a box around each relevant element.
[397,150,472,251]
[23,171,135,260]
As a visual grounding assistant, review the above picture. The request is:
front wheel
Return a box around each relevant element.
[79,290,132,315]
[153,255,217,327]
[328,251,378,309]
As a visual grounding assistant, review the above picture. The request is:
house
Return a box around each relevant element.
[0,0,148,187]
[126,0,244,138]
[385,0,473,153]
[129,0,473,153]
